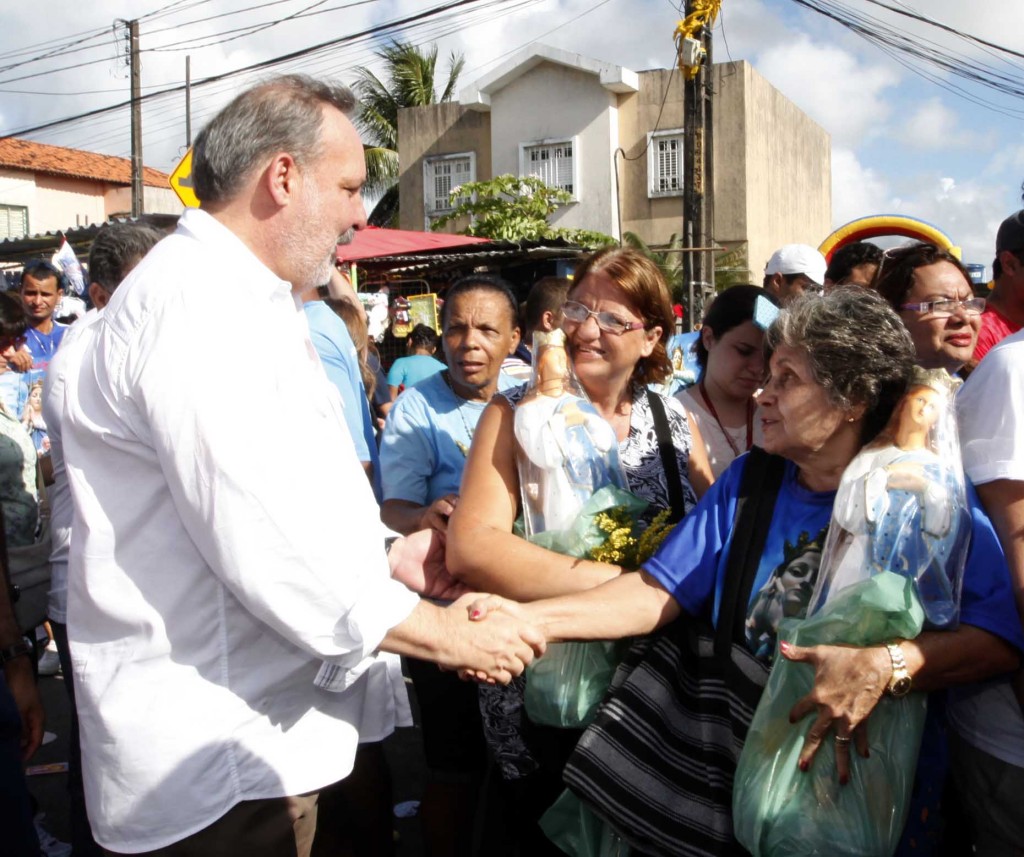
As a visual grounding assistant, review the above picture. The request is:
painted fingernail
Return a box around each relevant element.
[779,641,791,654]
[798,760,809,772]
[470,610,480,619]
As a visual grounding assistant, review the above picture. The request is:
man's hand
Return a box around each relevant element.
[439,593,545,685]
[4,658,43,760]
[7,348,31,373]
[388,529,469,600]
[420,494,457,532]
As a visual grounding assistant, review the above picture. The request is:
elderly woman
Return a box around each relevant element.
[379,272,522,857]
[447,247,712,854]
[470,288,1023,856]
[873,242,984,375]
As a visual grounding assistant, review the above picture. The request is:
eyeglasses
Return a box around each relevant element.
[562,300,645,335]
[900,297,986,318]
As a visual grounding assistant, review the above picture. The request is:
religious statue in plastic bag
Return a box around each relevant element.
[808,367,969,627]
[515,329,627,536]
[734,367,970,857]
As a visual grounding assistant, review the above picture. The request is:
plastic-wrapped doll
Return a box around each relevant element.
[809,367,969,628]
[514,329,626,536]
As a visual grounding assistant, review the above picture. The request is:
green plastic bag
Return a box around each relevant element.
[733,571,927,857]
[540,789,631,857]
[523,486,646,728]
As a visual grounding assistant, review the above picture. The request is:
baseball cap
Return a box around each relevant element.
[764,244,828,286]
[995,210,1024,255]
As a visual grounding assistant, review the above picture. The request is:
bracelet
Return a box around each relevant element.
[0,638,33,665]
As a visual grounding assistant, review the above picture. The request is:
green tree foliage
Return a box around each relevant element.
[431,175,615,247]
[353,41,465,226]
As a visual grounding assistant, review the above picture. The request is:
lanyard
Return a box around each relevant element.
[698,380,753,457]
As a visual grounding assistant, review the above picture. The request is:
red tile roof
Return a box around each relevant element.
[0,138,169,188]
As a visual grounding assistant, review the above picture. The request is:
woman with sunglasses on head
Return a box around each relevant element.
[446,247,712,854]
[873,243,985,376]
[676,285,780,478]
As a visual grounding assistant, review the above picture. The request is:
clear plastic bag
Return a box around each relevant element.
[734,572,927,857]
[733,369,971,856]
[523,486,647,728]
[540,789,632,857]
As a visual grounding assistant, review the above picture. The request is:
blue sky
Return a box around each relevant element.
[1,0,1021,267]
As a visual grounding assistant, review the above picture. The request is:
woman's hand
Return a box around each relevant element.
[781,640,891,785]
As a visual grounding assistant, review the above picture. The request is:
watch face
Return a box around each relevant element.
[890,676,913,697]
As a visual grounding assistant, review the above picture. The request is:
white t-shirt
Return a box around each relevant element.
[948,328,1024,768]
[676,386,763,479]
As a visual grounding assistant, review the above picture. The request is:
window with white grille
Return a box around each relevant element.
[0,205,28,240]
[424,153,475,220]
[519,138,577,198]
[647,129,684,197]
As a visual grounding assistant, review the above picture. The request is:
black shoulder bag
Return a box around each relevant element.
[562,447,787,857]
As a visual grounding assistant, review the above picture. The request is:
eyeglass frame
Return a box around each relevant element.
[561,300,647,335]
[899,296,986,317]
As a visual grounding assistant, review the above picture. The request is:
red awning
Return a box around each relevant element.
[335,226,489,263]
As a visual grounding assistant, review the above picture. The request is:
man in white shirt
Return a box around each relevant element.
[949,328,1024,854]
[61,75,543,857]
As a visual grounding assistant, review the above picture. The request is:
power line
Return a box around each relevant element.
[0,0,503,140]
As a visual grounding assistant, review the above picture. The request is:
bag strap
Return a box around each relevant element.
[646,389,686,524]
[714,446,786,657]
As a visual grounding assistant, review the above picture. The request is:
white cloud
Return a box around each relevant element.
[755,35,899,148]
[831,147,889,227]
[893,97,994,151]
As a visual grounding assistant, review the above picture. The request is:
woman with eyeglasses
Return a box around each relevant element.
[873,242,985,376]
[446,247,712,854]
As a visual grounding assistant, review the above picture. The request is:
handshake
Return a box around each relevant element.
[387,528,546,685]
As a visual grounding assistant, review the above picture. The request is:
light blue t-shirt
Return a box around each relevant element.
[304,301,381,502]
[380,370,516,506]
[387,354,446,390]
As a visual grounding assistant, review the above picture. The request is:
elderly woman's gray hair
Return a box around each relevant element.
[766,287,915,443]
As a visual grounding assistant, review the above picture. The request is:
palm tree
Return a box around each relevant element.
[353,41,465,226]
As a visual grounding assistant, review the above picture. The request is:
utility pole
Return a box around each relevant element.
[185,55,192,147]
[129,19,144,217]
[678,0,719,329]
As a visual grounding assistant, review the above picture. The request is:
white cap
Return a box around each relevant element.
[764,244,828,286]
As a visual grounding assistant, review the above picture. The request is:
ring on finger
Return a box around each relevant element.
[834,735,852,747]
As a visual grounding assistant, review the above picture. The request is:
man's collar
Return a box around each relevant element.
[178,208,292,300]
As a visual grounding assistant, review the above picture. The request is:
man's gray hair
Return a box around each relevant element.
[765,287,915,444]
[192,74,356,205]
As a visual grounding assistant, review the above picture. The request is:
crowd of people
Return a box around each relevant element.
[1,70,1023,857]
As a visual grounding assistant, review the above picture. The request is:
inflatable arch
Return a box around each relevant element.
[818,215,961,262]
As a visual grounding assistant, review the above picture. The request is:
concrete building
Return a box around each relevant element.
[397,44,831,282]
[0,138,182,240]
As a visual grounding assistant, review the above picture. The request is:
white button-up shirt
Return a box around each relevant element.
[62,209,420,853]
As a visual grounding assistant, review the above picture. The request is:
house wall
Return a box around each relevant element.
[0,170,183,236]
[617,69,686,245]
[489,61,619,238]
[397,103,490,231]
[733,62,831,281]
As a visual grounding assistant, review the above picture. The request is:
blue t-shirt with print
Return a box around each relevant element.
[644,451,1024,855]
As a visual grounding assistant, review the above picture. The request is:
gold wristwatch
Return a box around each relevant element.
[885,642,912,697]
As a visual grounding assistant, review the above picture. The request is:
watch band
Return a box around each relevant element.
[885,642,912,697]
[0,638,33,665]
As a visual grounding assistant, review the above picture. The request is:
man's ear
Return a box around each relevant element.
[264,152,300,207]
[999,249,1022,277]
[88,282,108,309]
[540,309,558,332]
